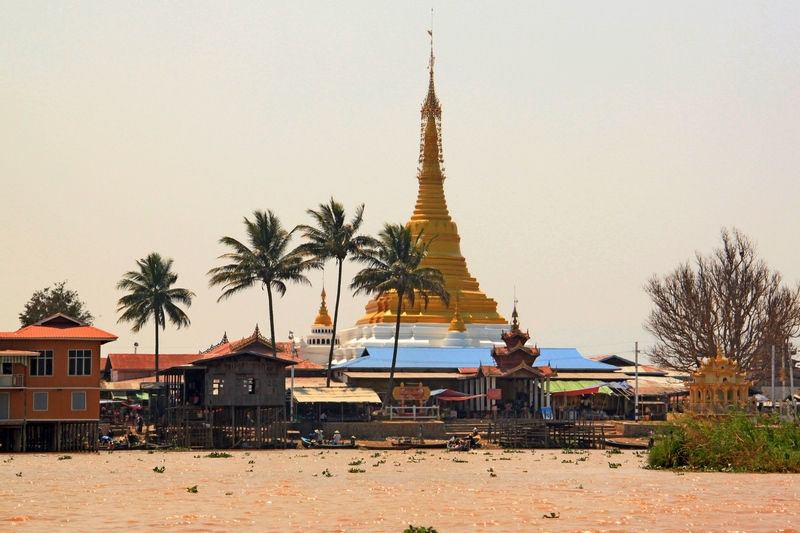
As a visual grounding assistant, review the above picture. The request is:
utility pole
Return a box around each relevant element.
[289,331,296,423]
[634,341,639,422]
[771,346,776,414]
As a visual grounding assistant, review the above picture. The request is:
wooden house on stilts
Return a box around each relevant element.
[160,350,295,448]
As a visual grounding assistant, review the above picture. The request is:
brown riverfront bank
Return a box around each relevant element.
[1,449,798,532]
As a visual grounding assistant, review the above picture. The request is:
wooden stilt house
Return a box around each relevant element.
[160,350,295,448]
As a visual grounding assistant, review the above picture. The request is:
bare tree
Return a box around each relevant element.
[644,228,800,381]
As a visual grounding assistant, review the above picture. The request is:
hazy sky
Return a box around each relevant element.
[2,2,799,361]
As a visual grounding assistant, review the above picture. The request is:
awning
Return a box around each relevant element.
[292,386,381,404]
[549,380,615,397]
[430,389,486,402]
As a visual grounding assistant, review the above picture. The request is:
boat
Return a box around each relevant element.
[446,441,471,451]
[359,443,412,450]
[605,438,653,450]
[300,436,357,449]
[387,437,447,450]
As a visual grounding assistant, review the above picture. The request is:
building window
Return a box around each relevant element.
[1,362,11,375]
[212,378,224,396]
[68,350,92,376]
[33,391,48,411]
[31,350,54,376]
[72,391,87,411]
[241,377,256,394]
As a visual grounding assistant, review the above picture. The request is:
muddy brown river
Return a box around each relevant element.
[1,448,797,532]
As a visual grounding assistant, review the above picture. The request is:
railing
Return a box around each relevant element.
[388,405,439,420]
[0,374,24,388]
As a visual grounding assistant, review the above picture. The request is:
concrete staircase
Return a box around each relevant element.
[444,420,494,438]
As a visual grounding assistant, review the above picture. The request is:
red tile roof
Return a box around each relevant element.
[107,353,204,371]
[0,324,117,342]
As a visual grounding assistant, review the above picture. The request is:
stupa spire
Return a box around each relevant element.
[355,35,505,328]
[313,286,332,327]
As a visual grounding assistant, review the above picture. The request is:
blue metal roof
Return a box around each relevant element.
[536,348,619,372]
[333,346,619,372]
[333,347,495,370]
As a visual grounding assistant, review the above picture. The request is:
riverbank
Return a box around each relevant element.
[2,448,798,531]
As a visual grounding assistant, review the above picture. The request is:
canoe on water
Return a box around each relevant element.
[301,437,357,449]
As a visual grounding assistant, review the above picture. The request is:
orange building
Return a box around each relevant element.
[0,314,117,452]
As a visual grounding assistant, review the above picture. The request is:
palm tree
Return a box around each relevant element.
[294,198,375,387]
[208,209,315,356]
[350,223,449,410]
[116,252,195,382]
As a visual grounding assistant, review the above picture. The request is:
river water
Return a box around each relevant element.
[1,448,797,532]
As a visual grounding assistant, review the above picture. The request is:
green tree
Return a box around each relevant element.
[116,253,195,382]
[350,223,449,410]
[294,198,375,387]
[19,280,94,326]
[208,210,315,356]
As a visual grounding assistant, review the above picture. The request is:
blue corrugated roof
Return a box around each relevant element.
[332,346,619,372]
[333,347,495,370]
[536,348,619,371]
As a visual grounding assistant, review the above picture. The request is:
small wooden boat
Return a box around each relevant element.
[301,437,357,449]
[359,443,412,450]
[605,438,652,450]
[447,441,471,452]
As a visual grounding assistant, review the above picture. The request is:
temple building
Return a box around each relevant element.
[686,350,752,414]
[336,40,506,355]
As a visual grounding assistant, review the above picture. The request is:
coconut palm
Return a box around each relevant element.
[350,223,449,410]
[294,198,375,386]
[208,209,315,356]
[116,252,195,382]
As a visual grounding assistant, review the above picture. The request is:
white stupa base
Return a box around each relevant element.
[334,322,508,357]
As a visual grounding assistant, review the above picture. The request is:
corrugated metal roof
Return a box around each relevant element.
[292,386,381,403]
[342,371,464,380]
[333,347,495,370]
[535,348,619,372]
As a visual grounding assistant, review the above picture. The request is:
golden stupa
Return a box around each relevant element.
[313,287,333,327]
[355,42,505,327]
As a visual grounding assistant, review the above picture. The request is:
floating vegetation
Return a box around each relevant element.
[348,459,363,466]
[371,452,382,458]
[187,485,198,493]
[322,469,332,477]
[205,452,233,458]
[503,449,524,453]
[152,466,165,473]
[608,462,621,468]
[499,457,511,461]
[605,448,622,456]
[648,411,800,473]
[404,526,437,533]
[15,472,22,477]
[58,455,72,460]
[348,467,366,473]
[542,512,560,519]
[452,458,468,463]
[248,460,255,464]
[561,459,573,463]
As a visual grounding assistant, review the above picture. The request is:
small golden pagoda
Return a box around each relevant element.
[356,39,505,328]
[313,287,332,328]
[687,349,753,414]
